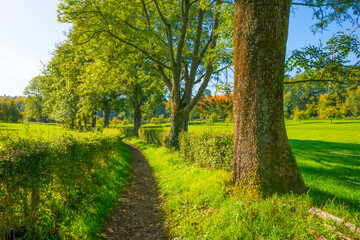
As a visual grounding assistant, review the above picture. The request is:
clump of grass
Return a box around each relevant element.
[127,138,360,239]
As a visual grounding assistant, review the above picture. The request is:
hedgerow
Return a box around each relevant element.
[179,131,233,170]
[122,126,233,170]
[0,130,130,239]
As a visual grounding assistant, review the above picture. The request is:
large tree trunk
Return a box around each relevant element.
[169,100,187,148]
[233,0,306,194]
[133,105,142,136]
[104,101,111,128]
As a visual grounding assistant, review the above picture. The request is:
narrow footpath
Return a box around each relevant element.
[101,143,168,240]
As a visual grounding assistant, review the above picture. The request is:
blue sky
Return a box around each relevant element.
[0,2,357,96]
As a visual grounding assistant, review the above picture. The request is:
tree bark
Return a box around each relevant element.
[169,99,187,148]
[233,0,306,194]
[104,101,111,128]
[133,105,142,136]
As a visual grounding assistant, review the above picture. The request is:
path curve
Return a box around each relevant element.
[101,142,168,240]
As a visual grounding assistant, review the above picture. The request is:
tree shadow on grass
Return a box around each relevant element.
[290,139,360,210]
[332,121,360,124]
[300,121,328,124]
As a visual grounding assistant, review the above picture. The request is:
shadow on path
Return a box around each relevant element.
[101,142,168,240]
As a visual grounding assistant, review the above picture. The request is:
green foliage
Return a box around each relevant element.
[138,127,168,147]
[292,106,309,123]
[179,131,232,170]
[198,94,233,121]
[0,127,130,239]
[208,112,219,125]
[122,116,133,126]
[24,75,48,122]
[225,115,233,125]
[97,117,105,126]
[0,99,22,123]
[322,106,341,123]
[151,114,166,126]
[346,86,360,117]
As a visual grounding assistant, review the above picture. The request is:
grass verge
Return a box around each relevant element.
[126,138,360,239]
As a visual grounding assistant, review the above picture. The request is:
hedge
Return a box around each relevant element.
[121,126,233,170]
[179,131,233,170]
[0,131,130,239]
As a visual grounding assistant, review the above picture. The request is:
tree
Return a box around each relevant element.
[233,0,359,194]
[24,76,47,122]
[322,106,340,123]
[198,94,233,120]
[58,0,233,147]
[233,0,306,194]
[318,93,334,119]
[346,87,360,117]
[292,107,309,123]
[0,99,22,123]
[44,41,85,127]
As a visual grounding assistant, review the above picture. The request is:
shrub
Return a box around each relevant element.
[138,127,168,146]
[208,113,219,125]
[0,130,130,239]
[179,131,233,170]
[110,117,122,126]
[292,107,309,123]
[97,117,104,126]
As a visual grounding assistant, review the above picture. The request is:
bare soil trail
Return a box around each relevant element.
[101,142,168,240]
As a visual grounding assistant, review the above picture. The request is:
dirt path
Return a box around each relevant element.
[101,142,168,240]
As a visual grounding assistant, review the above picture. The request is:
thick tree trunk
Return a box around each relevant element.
[133,105,142,136]
[182,115,190,132]
[104,102,111,128]
[233,0,306,194]
[169,100,187,148]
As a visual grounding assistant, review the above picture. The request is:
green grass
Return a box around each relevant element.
[286,121,360,210]
[154,120,360,210]
[126,138,360,239]
[62,142,131,239]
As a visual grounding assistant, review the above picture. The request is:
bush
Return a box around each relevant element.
[118,126,136,137]
[138,127,168,146]
[110,117,122,126]
[151,114,166,126]
[97,117,104,126]
[208,113,219,125]
[0,130,130,239]
[179,131,233,170]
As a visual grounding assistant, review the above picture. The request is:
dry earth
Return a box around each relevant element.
[101,143,168,240]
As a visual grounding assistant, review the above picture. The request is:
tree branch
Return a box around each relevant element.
[284,79,346,84]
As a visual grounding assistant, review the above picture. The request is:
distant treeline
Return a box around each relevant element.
[0,96,25,123]
[284,73,360,121]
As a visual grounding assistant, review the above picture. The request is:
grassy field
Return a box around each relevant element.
[185,120,360,208]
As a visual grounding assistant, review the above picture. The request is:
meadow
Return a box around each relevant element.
[186,120,360,208]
